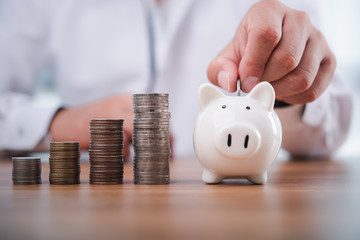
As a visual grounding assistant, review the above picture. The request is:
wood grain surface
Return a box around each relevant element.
[0,154,359,240]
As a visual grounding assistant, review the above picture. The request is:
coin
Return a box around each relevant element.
[89,119,124,185]
[132,93,170,185]
[49,142,80,185]
[12,157,42,185]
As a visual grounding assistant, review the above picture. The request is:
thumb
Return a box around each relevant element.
[207,40,240,92]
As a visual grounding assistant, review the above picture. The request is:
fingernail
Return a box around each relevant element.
[243,76,259,92]
[218,71,230,92]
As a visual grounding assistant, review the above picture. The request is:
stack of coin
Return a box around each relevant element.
[132,93,171,185]
[12,157,42,184]
[49,142,80,184]
[89,119,124,184]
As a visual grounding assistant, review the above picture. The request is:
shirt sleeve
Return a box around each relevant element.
[0,0,59,152]
[275,74,353,157]
[0,93,60,151]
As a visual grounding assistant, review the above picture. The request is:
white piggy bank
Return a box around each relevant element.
[193,82,282,184]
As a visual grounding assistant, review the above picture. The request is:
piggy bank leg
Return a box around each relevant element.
[202,169,223,184]
[247,172,267,185]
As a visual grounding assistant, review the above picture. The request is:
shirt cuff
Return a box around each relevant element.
[2,105,61,151]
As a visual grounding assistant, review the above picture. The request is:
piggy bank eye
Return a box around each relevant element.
[222,105,227,109]
[246,106,251,110]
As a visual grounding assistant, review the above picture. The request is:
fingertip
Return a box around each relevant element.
[207,57,238,92]
[239,53,264,78]
[242,76,260,93]
[217,71,230,92]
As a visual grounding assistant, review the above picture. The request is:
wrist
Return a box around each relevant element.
[274,100,292,108]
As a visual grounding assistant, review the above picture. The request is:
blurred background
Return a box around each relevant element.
[319,0,360,157]
[32,0,360,158]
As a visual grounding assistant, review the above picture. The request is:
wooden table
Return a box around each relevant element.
[1,154,360,240]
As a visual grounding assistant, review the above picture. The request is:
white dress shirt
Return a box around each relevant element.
[0,0,353,157]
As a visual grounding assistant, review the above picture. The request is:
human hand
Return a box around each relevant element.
[50,94,174,160]
[207,0,336,104]
[50,95,134,159]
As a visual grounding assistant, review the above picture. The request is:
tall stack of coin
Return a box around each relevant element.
[132,93,171,185]
[89,119,124,184]
[12,157,41,184]
[49,142,80,184]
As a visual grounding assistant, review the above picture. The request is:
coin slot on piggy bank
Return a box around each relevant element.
[193,82,282,184]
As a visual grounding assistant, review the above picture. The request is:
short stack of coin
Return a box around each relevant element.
[49,142,80,184]
[132,93,171,185]
[12,157,42,184]
[89,119,124,184]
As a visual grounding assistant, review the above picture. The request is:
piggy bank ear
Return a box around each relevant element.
[198,83,225,110]
[247,82,275,111]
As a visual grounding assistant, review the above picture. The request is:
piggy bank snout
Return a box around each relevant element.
[215,123,261,158]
